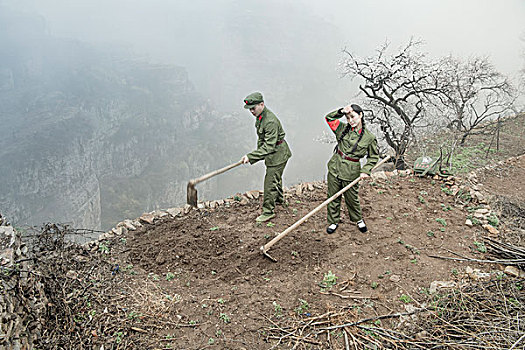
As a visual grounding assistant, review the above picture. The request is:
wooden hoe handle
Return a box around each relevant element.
[189,160,244,186]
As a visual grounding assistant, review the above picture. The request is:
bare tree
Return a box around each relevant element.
[437,56,516,145]
[340,40,445,169]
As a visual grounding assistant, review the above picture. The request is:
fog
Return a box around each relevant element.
[1,0,524,228]
[5,0,524,102]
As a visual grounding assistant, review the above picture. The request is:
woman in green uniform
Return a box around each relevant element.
[324,104,379,234]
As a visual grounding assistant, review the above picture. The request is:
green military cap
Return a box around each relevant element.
[243,92,264,109]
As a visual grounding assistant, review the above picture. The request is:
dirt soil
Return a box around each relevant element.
[94,155,524,349]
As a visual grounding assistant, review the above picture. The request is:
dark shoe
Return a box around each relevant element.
[357,220,367,233]
[326,224,338,234]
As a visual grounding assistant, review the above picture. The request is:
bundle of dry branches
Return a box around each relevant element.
[485,236,525,270]
[264,278,524,349]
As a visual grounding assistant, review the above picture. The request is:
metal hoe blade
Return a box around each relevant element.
[261,246,277,262]
[187,181,198,207]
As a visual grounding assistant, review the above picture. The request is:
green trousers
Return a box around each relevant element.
[326,171,362,224]
[262,161,287,215]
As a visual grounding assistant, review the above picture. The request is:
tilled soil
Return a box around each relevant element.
[100,158,525,349]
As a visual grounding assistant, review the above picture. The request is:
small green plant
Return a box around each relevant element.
[295,200,302,204]
[405,244,420,255]
[451,268,458,276]
[399,294,412,303]
[114,331,124,344]
[291,250,298,257]
[295,299,310,314]
[427,231,435,237]
[264,233,270,239]
[188,320,198,325]
[209,226,219,231]
[441,186,453,195]
[410,259,418,264]
[320,271,338,291]
[441,204,452,211]
[418,195,426,204]
[487,215,499,227]
[470,216,481,225]
[215,329,222,337]
[292,208,298,215]
[219,313,231,323]
[165,272,176,281]
[371,282,379,289]
[459,191,472,203]
[233,195,242,201]
[474,241,487,253]
[273,301,283,317]
[266,222,275,227]
[208,338,215,345]
[217,298,225,304]
[435,218,447,226]
[387,217,393,221]
[99,243,110,254]
[127,311,143,320]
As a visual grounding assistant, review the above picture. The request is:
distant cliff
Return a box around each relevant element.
[0,8,254,230]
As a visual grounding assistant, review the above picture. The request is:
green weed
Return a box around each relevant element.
[399,294,412,303]
[320,271,338,291]
[435,218,447,226]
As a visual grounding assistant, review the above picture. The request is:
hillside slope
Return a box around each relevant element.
[64,154,523,349]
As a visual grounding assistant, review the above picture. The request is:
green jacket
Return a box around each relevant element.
[325,109,379,180]
[247,107,292,166]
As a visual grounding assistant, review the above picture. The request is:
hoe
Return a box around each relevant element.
[187,160,243,207]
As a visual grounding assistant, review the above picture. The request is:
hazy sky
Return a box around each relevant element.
[3,0,524,100]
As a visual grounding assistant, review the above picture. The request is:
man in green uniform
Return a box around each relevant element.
[241,92,292,222]
[325,104,379,233]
